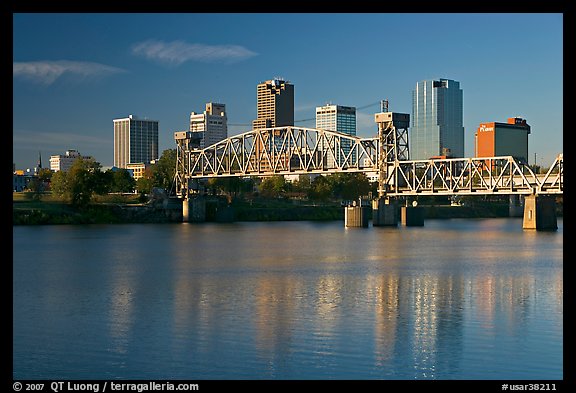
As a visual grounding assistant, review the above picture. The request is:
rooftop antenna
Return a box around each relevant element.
[381,99,389,112]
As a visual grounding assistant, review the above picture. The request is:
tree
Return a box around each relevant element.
[37,168,53,183]
[136,167,155,195]
[330,173,371,200]
[25,168,53,198]
[153,149,177,194]
[110,168,136,193]
[259,175,287,198]
[292,174,312,194]
[308,175,332,201]
[50,158,107,207]
[206,177,245,198]
[50,170,68,198]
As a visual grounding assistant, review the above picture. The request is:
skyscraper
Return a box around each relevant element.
[113,114,159,169]
[316,104,357,167]
[190,102,228,149]
[411,79,464,159]
[252,78,294,130]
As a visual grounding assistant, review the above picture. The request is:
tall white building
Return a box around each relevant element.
[316,104,356,167]
[49,149,94,172]
[113,114,159,169]
[190,103,228,149]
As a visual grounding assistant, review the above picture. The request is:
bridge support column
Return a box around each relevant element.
[509,194,524,217]
[345,205,370,227]
[523,195,557,231]
[372,197,398,226]
[401,206,424,226]
[215,205,235,223]
[182,196,206,223]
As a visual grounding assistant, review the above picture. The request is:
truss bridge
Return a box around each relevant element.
[173,111,562,230]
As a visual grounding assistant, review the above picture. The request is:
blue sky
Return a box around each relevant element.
[13,13,563,170]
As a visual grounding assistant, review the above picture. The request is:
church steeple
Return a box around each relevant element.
[37,151,42,169]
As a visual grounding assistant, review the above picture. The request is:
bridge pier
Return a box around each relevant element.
[182,196,206,223]
[345,204,370,227]
[372,198,398,226]
[509,194,524,217]
[215,205,235,223]
[522,194,557,231]
[401,206,424,226]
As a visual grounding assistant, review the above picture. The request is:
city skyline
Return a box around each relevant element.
[13,13,563,170]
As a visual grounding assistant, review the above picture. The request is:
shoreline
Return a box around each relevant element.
[13,199,562,225]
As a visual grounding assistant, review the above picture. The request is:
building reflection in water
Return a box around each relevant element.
[164,221,563,378]
[373,273,399,367]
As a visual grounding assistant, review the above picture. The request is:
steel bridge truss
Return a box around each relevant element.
[174,126,562,198]
[175,126,379,196]
[383,154,563,196]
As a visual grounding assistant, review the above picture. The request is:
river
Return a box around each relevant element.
[13,218,563,380]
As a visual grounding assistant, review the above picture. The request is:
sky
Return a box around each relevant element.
[12,13,563,170]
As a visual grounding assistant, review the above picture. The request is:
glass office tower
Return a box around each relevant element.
[411,79,464,159]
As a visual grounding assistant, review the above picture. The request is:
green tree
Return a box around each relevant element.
[50,170,68,197]
[50,158,107,207]
[330,172,371,200]
[292,174,312,194]
[136,167,155,195]
[37,168,53,183]
[206,177,245,198]
[259,175,287,198]
[24,177,43,200]
[308,175,332,201]
[153,149,177,194]
[25,168,54,198]
[110,168,136,193]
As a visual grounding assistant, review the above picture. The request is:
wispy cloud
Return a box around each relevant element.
[13,130,111,148]
[13,60,127,85]
[131,39,258,66]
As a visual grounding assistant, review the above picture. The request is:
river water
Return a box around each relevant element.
[13,218,563,380]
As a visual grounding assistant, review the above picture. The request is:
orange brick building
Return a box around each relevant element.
[475,117,531,163]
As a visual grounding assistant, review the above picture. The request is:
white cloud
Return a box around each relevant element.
[13,60,127,85]
[13,130,110,148]
[131,40,258,65]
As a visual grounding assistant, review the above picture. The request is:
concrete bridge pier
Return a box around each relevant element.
[509,194,524,217]
[401,205,424,226]
[522,194,557,231]
[372,197,398,226]
[344,205,370,227]
[182,196,206,223]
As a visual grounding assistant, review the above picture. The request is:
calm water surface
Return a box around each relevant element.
[13,218,563,380]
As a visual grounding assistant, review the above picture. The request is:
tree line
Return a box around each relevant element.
[25,148,377,206]
[26,149,177,206]
[207,172,376,202]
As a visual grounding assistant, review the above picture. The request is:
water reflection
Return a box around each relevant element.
[13,219,563,379]
[373,274,398,367]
